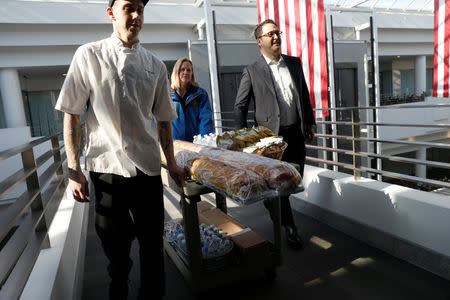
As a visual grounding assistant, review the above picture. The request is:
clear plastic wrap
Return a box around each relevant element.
[173,140,302,201]
[216,151,301,194]
[174,147,276,204]
[189,156,276,204]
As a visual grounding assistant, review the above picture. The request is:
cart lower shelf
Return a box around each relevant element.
[164,238,281,292]
[161,165,284,293]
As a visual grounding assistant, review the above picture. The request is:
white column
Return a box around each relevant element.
[415,148,427,179]
[202,0,223,134]
[415,55,426,96]
[0,68,27,128]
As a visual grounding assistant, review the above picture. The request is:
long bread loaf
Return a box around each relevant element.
[174,140,301,194]
[189,156,272,202]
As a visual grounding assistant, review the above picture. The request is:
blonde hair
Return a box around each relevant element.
[170,57,199,90]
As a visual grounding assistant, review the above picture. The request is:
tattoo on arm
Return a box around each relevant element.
[64,113,82,170]
[157,121,175,164]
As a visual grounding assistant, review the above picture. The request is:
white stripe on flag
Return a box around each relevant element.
[288,0,297,57]
[268,0,275,21]
[299,0,310,89]
[279,0,287,54]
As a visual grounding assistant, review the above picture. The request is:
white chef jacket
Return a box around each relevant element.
[55,34,178,177]
[263,54,299,127]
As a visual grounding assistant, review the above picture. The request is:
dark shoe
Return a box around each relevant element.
[263,199,274,221]
[285,226,303,250]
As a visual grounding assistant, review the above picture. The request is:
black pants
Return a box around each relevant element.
[277,122,306,229]
[90,169,164,300]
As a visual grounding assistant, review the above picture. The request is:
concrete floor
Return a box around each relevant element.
[82,187,450,300]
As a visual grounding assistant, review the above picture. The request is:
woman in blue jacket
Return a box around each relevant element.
[170,57,214,142]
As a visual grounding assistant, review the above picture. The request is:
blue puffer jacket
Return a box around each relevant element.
[171,86,214,142]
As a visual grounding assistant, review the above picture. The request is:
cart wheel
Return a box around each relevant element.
[264,268,277,282]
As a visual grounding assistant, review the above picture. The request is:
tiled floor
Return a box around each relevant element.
[82,187,450,300]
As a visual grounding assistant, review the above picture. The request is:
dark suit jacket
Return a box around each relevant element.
[234,54,316,137]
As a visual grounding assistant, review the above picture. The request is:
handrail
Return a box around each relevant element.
[311,104,450,190]
[316,120,450,129]
[217,103,450,191]
[313,103,450,110]
[0,132,67,300]
[314,133,450,149]
[0,135,58,163]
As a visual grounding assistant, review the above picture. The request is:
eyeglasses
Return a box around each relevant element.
[258,30,282,39]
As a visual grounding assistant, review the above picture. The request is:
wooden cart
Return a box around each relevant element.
[161,163,303,293]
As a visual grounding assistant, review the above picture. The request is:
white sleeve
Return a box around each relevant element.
[55,46,90,115]
[152,62,178,121]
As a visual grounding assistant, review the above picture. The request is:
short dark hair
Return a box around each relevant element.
[254,19,278,40]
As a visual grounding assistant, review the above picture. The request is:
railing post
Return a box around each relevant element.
[21,148,50,249]
[351,109,361,179]
[51,136,63,176]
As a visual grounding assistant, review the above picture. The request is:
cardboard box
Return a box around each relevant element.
[196,200,216,214]
[196,201,269,262]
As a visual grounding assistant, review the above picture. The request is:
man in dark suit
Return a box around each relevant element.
[234,19,316,250]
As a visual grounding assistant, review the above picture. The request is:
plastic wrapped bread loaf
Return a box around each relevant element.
[216,151,301,194]
[173,147,275,204]
[188,156,275,204]
[173,140,302,196]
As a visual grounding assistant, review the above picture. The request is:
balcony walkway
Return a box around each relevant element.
[82,187,450,300]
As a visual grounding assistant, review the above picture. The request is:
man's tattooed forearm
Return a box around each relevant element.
[158,122,172,152]
[157,121,176,165]
[64,114,81,170]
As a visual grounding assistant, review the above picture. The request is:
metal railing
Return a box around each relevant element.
[0,132,67,300]
[311,103,450,191]
[215,103,450,191]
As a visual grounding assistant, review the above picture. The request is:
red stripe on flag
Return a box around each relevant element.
[284,0,292,56]
[444,0,450,97]
[305,0,316,113]
[317,0,328,117]
[294,0,302,59]
[433,0,439,97]
[264,0,269,20]
[274,0,280,30]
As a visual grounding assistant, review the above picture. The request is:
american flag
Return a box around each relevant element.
[257,0,329,117]
[433,0,450,97]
